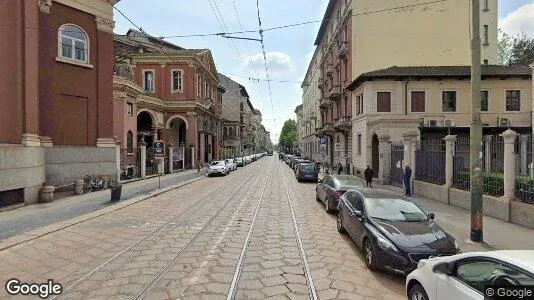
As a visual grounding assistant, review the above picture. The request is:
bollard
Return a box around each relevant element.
[40,186,54,203]
[74,179,84,195]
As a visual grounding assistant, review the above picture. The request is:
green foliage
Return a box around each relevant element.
[498,30,534,66]
[454,172,503,196]
[278,119,297,150]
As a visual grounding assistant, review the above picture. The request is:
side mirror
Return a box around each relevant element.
[428,213,435,220]
[432,262,454,275]
[354,210,363,218]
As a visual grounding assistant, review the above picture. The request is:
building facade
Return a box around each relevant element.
[300,49,322,162]
[346,65,533,177]
[0,0,118,206]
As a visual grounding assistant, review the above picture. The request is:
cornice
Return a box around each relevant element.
[53,0,114,23]
[113,76,143,95]
[138,94,165,108]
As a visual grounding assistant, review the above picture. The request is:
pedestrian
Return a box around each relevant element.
[337,162,343,175]
[364,165,374,188]
[404,164,412,196]
[197,158,201,172]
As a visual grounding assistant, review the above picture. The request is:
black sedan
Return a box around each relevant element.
[296,163,318,182]
[316,175,365,213]
[336,188,461,275]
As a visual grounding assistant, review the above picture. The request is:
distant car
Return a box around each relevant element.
[296,163,318,182]
[207,160,229,176]
[406,250,534,300]
[337,188,461,275]
[316,175,365,213]
[267,151,273,156]
[235,157,244,167]
[225,159,237,171]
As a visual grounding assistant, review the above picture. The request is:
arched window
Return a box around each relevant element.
[127,130,133,153]
[229,127,233,137]
[58,24,88,63]
[223,127,228,136]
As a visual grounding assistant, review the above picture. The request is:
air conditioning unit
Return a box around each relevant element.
[443,119,455,127]
[428,120,438,127]
[498,117,510,127]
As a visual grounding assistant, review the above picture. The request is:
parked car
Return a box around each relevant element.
[406,250,534,300]
[316,175,365,213]
[235,157,244,167]
[293,159,311,173]
[207,160,229,176]
[296,163,319,182]
[225,159,237,171]
[337,188,461,275]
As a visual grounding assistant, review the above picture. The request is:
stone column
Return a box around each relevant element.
[501,129,518,199]
[402,132,418,167]
[200,133,205,163]
[520,135,528,174]
[378,134,391,184]
[443,135,457,187]
[140,138,147,179]
[191,147,196,169]
[115,140,121,182]
[484,135,492,172]
[168,145,174,173]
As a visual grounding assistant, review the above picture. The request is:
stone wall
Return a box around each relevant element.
[45,146,116,187]
[0,145,45,204]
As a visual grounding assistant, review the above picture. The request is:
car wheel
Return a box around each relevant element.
[363,238,378,270]
[409,283,429,300]
[315,193,321,202]
[325,198,334,213]
[337,212,345,233]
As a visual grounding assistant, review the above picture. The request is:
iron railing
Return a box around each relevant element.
[415,139,446,184]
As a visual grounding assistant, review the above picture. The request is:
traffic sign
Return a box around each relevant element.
[154,140,165,159]
[319,138,326,145]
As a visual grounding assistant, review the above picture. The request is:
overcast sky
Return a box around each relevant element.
[113,0,534,144]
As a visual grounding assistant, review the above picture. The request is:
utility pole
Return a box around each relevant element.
[470,0,484,242]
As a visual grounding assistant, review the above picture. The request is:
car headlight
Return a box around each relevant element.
[454,240,462,253]
[417,259,427,269]
[376,235,400,253]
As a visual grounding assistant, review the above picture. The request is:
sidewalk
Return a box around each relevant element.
[319,173,534,252]
[0,169,206,241]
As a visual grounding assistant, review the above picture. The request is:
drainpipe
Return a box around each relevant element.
[404,78,411,115]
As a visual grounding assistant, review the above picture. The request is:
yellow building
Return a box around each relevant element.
[351,0,498,78]
[347,65,532,177]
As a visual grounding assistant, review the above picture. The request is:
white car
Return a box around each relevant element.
[225,159,237,171]
[207,160,229,176]
[406,250,534,300]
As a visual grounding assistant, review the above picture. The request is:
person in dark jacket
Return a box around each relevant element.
[364,165,374,188]
[337,162,343,175]
[404,164,412,196]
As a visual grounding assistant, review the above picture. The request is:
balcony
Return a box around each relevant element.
[315,126,325,137]
[334,115,352,133]
[114,64,133,81]
[319,98,332,108]
[321,123,335,135]
[328,84,342,100]
[309,111,317,119]
[337,42,348,58]
[325,63,334,77]
[223,134,238,141]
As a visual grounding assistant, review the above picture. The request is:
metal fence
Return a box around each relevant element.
[452,136,471,191]
[415,139,446,184]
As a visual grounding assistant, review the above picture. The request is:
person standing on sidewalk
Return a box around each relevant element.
[364,165,374,188]
[337,162,343,175]
[404,164,412,196]
[197,158,201,172]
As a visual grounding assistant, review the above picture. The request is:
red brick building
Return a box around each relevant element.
[0,0,118,206]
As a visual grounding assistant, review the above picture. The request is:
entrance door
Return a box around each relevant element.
[391,143,404,187]
[371,135,379,178]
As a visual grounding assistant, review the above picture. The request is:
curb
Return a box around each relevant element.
[0,175,206,252]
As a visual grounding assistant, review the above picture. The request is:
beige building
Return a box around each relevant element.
[300,50,322,161]
[347,65,533,177]
[351,0,498,78]
[294,105,304,155]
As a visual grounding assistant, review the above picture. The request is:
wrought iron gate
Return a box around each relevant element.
[390,144,404,187]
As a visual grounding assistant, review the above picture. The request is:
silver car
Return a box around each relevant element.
[207,160,229,176]
[225,159,237,171]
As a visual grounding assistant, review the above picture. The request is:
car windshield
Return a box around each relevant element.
[211,161,225,166]
[226,159,234,163]
[235,158,242,162]
[300,164,315,171]
[365,198,428,222]
[336,178,364,187]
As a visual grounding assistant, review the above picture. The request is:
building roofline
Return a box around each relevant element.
[314,0,336,46]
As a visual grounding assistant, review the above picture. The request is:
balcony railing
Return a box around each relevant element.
[114,64,134,81]
[321,123,335,135]
[319,97,332,108]
[223,134,238,140]
[325,63,334,77]
[337,42,348,58]
[328,84,342,100]
[334,115,352,132]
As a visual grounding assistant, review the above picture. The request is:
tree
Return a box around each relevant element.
[497,30,534,66]
[278,119,297,152]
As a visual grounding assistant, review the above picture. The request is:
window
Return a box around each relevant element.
[483,0,489,11]
[229,127,233,136]
[126,131,133,153]
[377,92,391,112]
[143,70,154,92]
[455,259,534,293]
[411,91,425,112]
[223,127,228,136]
[481,91,488,112]
[483,59,489,65]
[171,70,183,92]
[197,74,201,96]
[58,24,88,63]
[442,91,457,112]
[204,80,208,99]
[506,90,521,111]
[483,25,489,45]
[126,102,133,116]
[357,134,362,155]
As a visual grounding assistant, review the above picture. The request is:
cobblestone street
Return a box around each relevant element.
[0,157,406,299]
